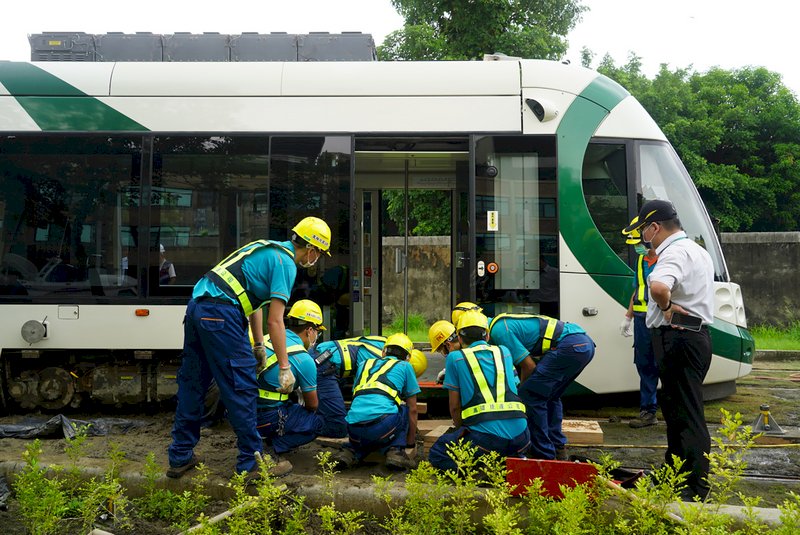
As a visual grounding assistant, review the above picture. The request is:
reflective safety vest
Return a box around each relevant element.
[489,313,564,356]
[352,358,403,405]
[334,336,385,378]
[256,341,306,404]
[633,254,649,313]
[459,345,526,426]
[204,240,294,316]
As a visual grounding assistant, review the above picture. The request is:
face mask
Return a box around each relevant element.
[300,247,319,268]
[641,223,656,249]
[305,327,319,350]
[634,244,648,256]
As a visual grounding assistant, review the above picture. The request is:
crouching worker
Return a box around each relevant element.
[310,335,386,438]
[429,310,531,472]
[255,300,325,476]
[428,320,460,384]
[333,333,427,471]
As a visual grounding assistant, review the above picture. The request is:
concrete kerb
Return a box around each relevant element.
[0,461,786,529]
[755,349,800,361]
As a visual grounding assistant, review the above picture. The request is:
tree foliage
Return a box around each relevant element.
[595,54,800,231]
[379,0,586,61]
[384,190,452,236]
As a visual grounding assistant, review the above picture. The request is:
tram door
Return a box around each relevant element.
[353,151,468,341]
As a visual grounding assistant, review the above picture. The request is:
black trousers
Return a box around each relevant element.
[651,326,712,499]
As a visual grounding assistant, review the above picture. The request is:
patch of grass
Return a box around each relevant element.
[750,322,800,350]
[383,313,430,342]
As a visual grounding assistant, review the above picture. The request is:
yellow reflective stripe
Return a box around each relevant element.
[461,346,515,421]
[490,313,559,352]
[341,344,353,376]
[633,255,648,312]
[264,342,306,354]
[461,401,526,420]
[542,318,558,352]
[354,381,402,404]
[258,389,288,401]
[211,264,254,315]
[211,240,294,316]
[353,358,401,404]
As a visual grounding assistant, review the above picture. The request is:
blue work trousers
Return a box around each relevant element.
[428,426,531,472]
[346,406,409,460]
[633,313,659,414]
[168,299,262,474]
[518,332,595,459]
[256,402,323,454]
[315,362,348,438]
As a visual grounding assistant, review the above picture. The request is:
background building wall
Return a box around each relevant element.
[721,232,800,327]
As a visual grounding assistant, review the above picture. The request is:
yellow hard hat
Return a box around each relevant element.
[428,320,456,352]
[287,299,326,330]
[457,309,489,332]
[410,349,428,378]
[452,302,482,327]
[292,217,332,256]
[384,333,413,357]
[622,216,642,245]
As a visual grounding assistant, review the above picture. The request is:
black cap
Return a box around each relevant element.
[622,200,677,233]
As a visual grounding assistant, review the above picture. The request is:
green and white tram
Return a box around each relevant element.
[0,58,753,410]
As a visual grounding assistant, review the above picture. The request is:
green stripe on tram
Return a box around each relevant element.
[0,62,147,132]
[557,75,630,307]
[558,74,749,364]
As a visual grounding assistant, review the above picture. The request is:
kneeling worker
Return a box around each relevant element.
[429,310,530,471]
[334,333,426,470]
[488,311,595,460]
[428,320,460,384]
[255,299,326,475]
[311,334,387,438]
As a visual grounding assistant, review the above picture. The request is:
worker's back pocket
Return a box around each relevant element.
[200,317,225,332]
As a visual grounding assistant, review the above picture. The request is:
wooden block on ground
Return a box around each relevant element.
[417,419,451,433]
[562,419,603,444]
[423,425,453,447]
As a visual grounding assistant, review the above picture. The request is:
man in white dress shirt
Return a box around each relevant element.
[623,199,714,501]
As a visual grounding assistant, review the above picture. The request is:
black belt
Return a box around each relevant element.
[653,325,708,332]
[350,413,390,427]
[195,296,238,306]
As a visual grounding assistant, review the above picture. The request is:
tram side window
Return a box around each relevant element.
[151,136,271,296]
[269,136,352,338]
[0,135,142,299]
[474,135,558,318]
[582,143,629,261]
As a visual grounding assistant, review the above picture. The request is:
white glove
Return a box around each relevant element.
[253,345,267,374]
[620,316,633,337]
[277,366,296,394]
[437,369,446,384]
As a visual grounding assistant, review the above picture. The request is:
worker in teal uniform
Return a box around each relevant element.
[428,310,530,471]
[167,217,332,479]
[621,216,660,428]
[332,333,427,471]
[255,300,326,475]
[310,334,387,437]
[488,310,595,460]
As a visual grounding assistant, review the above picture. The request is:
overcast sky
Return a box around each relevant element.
[0,0,797,95]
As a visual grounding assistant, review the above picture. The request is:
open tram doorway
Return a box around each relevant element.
[352,141,470,342]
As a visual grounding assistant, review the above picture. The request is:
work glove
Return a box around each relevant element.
[436,369,446,384]
[277,366,296,394]
[619,316,633,338]
[253,345,267,374]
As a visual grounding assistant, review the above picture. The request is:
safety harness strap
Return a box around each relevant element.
[489,313,564,354]
[459,346,526,423]
[353,358,402,405]
[206,240,294,316]
[633,254,648,312]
